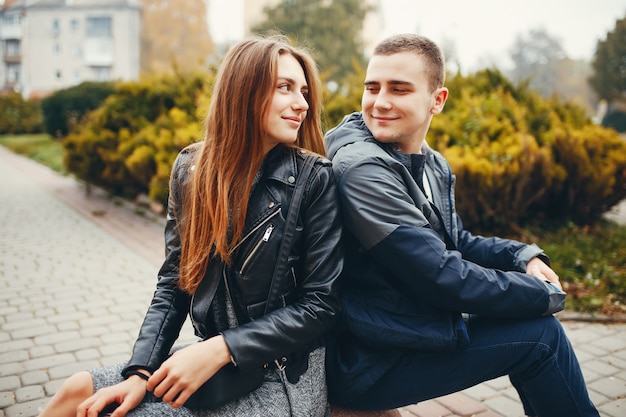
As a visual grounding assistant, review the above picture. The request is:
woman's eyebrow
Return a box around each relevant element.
[277,76,308,88]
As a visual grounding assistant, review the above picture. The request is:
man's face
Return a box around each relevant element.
[361,52,446,154]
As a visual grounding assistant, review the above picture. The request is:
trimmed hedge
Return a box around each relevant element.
[41,81,115,137]
[603,111,626,133]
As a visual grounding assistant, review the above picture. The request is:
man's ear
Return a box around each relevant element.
[431,87,448,115]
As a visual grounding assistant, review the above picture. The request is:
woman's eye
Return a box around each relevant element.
[278,84,290,91]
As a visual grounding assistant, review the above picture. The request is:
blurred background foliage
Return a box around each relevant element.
[4,63,623,236]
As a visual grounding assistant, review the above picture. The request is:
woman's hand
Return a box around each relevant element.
[526,257,563,291]
[76,374,147,417]
[147,335,232,408]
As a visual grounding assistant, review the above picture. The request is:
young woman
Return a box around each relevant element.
[39,35,343,417]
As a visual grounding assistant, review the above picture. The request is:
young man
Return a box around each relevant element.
[324,34,599,417]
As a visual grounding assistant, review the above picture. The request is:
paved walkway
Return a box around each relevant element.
[1,146,625,417]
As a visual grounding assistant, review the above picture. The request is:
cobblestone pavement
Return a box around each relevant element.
[1,146,626,417]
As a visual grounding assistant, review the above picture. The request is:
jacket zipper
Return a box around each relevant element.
[230,209,281,254]
[189,207,280,329]
[239,224,275,275]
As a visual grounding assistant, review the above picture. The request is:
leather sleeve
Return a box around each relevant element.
[221,159,343,372]
[122,146,196,376]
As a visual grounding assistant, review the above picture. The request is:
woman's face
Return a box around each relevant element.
[263,53,310,154]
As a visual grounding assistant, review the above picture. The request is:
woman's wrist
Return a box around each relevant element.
[124,368,151,382]
[125,369,151,381]
[208,335,233,367]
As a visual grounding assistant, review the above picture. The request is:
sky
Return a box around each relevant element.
[207,0,626,72]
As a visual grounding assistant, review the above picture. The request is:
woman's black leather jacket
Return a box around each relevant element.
[122,143,343,381]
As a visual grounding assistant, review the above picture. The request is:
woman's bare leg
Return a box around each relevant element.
[38,371,94,417]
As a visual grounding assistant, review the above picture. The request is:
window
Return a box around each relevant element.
[54,43,62,55]
[7,64,20,83]
[3,14,23,26]
[52,18,60,35]
[86,17,111,37]
[70,19,79,30]
[56,70,62,80]
[5,40,20,56]
[93,66,111,81]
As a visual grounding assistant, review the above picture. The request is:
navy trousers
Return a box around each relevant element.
[331,316,599,417]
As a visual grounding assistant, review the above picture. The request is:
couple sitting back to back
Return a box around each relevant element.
[38,33,599,417]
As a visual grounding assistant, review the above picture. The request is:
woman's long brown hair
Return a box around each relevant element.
[178,35,325,294]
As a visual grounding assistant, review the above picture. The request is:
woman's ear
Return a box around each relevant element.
[431,87,448,115]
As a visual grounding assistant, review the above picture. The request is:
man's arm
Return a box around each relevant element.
[337,154,564,317]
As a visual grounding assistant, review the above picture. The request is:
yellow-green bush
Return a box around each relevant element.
[431,69,626,232]
[61,66,626,230]
[0,93,44,134]
[63,72,209,203]
[547,125,626,224]
[323,60,365,130]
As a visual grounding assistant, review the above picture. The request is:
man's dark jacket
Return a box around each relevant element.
[324,112,565,402]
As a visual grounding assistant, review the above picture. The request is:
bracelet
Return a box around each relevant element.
[126,369,150,381]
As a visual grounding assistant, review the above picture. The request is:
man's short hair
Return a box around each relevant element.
[373,34,445,92]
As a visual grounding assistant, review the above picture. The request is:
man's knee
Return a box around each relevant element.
[537,316,568,346]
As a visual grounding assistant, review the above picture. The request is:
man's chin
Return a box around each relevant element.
[370,132,396,143]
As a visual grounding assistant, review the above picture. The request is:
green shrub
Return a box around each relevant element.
[323,60,366,130]
[430,69,626,233]
[61,66,626,230]
[41,81,115,137]
[0,93,44,134]
[602,111,626,132]
[547,125,626,224]
[63,72,209,203]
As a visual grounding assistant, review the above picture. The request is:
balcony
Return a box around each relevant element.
[0,24,22,40]
[83,38,113,66]
[3,54,21,64]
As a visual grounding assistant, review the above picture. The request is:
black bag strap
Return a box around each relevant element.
[264,151,316,314]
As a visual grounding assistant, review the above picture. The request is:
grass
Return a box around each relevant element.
[529,221,626,317]
[1,133,625,318]
[0,133,66,174]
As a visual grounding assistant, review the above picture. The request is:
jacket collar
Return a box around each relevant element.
[262,145,299,187]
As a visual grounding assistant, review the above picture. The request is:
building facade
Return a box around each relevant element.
[0,0,140,98]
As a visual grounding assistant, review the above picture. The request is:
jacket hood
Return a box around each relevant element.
[324,112,372,160]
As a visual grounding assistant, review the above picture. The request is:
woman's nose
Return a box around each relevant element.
[293,92,309,111]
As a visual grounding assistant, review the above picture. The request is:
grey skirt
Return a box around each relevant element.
[90,346,329,417]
